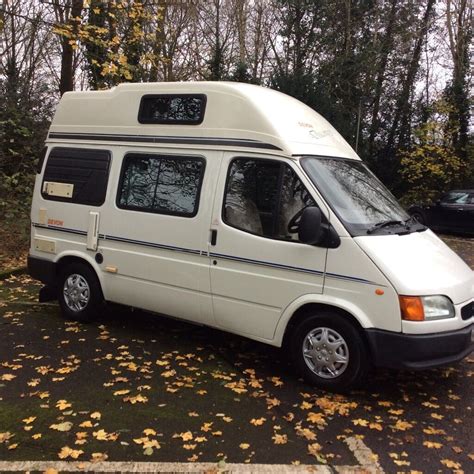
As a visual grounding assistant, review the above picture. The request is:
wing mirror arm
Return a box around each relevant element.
[324,223,341,248]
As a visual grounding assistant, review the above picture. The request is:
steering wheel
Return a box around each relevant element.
[287,207,306,233]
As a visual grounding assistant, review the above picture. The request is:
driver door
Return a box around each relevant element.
[208,153,329,341]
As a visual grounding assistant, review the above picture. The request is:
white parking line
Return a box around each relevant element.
[0,438,382,473]
[0,461,331,473]
[0,438,384,474]
[341,436,383,473]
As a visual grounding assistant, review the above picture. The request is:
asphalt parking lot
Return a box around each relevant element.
[0,235,472,472]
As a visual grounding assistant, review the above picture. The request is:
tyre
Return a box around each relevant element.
[290,312,369,392]
[411,210,426,225]
[58,262,103,323]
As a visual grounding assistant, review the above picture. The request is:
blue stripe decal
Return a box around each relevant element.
[32,223,201,255]
[209,252,325,277]
[47,132,282,151]
[101,234,201,255]
[326,272,377,285]
[33,223,87,236]
[32,223,379,285]
[208,252,377,285]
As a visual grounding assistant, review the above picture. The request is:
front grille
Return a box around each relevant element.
[461,302,473,321]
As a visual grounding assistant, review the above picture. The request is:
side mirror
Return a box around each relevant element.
[298,207,322,245]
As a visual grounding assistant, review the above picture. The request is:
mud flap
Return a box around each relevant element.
[39,285,56,303]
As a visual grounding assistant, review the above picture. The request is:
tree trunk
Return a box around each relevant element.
[446,0,471,161]
[386,0,435,151]
[367,0,397,158]
[58,0,83,96]
[234,0,247,65]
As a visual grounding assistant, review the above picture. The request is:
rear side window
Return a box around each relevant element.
[138,94,206,124]
[41,147,111,205]
[117,153,205,217]
[441,191,470,204]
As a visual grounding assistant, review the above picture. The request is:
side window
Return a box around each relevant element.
[442,191,469,204]
[117,153,205,217]
[41,147,111,205]
[223,158,316,240]
[138,94,206,124]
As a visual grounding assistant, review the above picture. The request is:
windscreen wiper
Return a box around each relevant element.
[367,220,404,234]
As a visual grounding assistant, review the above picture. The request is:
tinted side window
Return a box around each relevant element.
[223,158,315,240]
[138,94,206,124]
[41,147,111,205]
[117,154,205,217]
[442,191,469,204]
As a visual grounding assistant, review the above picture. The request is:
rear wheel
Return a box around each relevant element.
[58,263,103,323]
[290,312,369,391]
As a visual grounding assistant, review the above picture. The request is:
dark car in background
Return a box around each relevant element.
[408,190,474,235]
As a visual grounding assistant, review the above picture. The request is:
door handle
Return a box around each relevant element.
[210,229,217,246]
[87,211,100,251]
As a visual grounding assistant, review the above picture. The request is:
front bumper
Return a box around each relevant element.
[365,323,474,369]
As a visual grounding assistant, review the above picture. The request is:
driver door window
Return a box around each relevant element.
[223,158,316,241]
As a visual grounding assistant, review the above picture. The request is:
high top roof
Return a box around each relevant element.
[49,81,359,159]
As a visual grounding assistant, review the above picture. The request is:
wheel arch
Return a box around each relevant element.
[408,206,427,222]
[275,296,374,354]
[54,252,105,298]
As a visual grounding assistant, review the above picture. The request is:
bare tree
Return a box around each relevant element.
[0,0,56,174]
[445,0,472,161]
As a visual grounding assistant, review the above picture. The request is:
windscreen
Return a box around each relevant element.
[301,156,414,235]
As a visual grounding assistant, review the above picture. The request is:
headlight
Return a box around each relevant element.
[399,295,455,321]
[421,296,455,320]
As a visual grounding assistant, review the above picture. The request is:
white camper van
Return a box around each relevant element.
[28,82,473,390]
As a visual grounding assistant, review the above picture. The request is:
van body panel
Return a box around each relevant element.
[355,231,473,305]
[49,82,359,160]
[209,247,325,340]
[323,237,401,333]
[96,146,219,326]
[97,242,212,323]
[208,152,329,340]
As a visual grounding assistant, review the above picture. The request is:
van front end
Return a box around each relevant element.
[300,154,474,379]
[355,231,474,370]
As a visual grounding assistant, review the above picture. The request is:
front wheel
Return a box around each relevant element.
[410,210,426,225]
[58,263,103,323]
[290,312,369,392]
